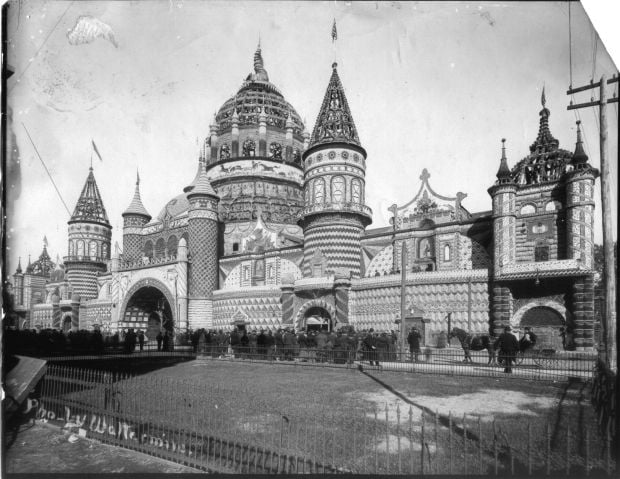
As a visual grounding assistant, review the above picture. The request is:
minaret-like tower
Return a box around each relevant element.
[299,62,372,277]
[65,167,111,300]
[122,171,151,262]
[12,257,24,306]
[187,162,220,325]
[565,121,598,349]
[488,139,517,335]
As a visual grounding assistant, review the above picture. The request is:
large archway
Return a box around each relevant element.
[295,299,337,331]
[121,286,174,340]
[519,306,565,350]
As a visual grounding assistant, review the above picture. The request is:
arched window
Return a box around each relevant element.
[155,238,166,258]
[351,179,361,203]
[89,241,98,258]
[418,238,432,258]
[269,142,282,160]
[77,240,85,257]
[69,241,75,256]
[314,178,325,203]
[267,264,274,279]
[242,139,256,157]
[219,143,230,160]
[443,244,451,261]
[144,241,153,258]
[331,176,345,202]
[305,187,310,205]
[167,235,178,257]
[102,243,109,259]
[545,201,560,212]
[534,240,550,262]
[520,204,536,215]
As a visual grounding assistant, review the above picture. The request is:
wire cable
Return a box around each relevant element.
[21,123,72,216]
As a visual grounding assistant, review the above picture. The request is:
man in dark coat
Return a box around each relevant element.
[156,331,163,351]
[274,329,284,360]
[230,329,241,357]
[495,326,519,373]
[407,327,422,362]
[265,330,275,360]
[363,329,379,366]
[257,329,266,358]
[137,329,145,352]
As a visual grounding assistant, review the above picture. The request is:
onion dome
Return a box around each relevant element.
[69,167,110,226]
[571,120,589,168]
[309,62,361,149]
[496,139,513,184]
[212,43,305,144]
[15,257,22,274]
[122,171,151,220]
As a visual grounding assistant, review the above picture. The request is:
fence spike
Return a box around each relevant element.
[449,411,453,475]
[463,413,467,475]
[420,411,425,475]
[385,402,390,473]
[409,405,414,474]
[478,416,483,475]
[397,401,402,474]
[528,421,532,475]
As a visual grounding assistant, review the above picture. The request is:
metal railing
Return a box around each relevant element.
[33,364,615,475]
[192,346,597,382]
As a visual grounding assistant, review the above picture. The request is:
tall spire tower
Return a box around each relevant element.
[122,170,151,261]
[298,62,371,277]
[65,167,112,300]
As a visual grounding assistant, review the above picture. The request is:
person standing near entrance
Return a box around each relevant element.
[363,329,379,366]
[137,330,145,352]
[494,326,519,373]
[407,327,422,362]
[156,331,163,351]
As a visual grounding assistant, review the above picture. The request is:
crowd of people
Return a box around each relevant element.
[186,327,417,365]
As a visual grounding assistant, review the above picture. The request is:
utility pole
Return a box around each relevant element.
[400,241,408,356]
[567,73,618,369]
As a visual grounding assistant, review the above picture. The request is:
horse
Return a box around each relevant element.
[448,327,497,365]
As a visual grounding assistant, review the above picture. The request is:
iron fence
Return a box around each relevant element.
[591,359,617,452]
[33,364,615,475]
[193,346,596,382]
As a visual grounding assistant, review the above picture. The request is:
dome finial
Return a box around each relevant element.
[572,120,589,167]
[496,138,512,183]
[541,84,546,108]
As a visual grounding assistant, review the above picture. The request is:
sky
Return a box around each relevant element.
[4,0,619,275]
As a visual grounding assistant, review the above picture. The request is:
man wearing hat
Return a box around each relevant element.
[494,326,519,373]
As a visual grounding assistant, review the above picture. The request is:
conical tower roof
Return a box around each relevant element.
[15,257,22,274]
[571,120,589,167]
[187,161,218,198]
[529,87,559,153]
[496,139,513,184]
[309,62,361,149]
[69,168,110,225]
[122,171,151,219]
[184,159,205,193]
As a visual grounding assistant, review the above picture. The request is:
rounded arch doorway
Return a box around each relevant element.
[123,286,174,340]
[520,306,564,350]
[304,306,332,332]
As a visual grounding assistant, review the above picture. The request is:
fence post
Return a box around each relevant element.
[397,402,401,474]
[385,403,390,473]
[478,416,483,475]
[528,421,532,475]
[463,414,467,475]
[436,410,440,474]
[449,411,453,475]
[493,419,498,476]
[409,406,414,475]
[565,423,570,475]
[374,407,378,474]
[420,412,425,475]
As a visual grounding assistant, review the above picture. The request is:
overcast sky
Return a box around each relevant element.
[4,1,618,275]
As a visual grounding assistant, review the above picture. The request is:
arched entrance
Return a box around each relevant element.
[62,316,72,333]
[295,299,337,331]
[305,306,332,332]
[122,286,174,340]
[520,306,564,350]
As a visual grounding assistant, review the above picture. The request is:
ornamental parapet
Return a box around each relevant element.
[119,254,179,271]
[496,259,593,280]
[299,202,372,219]
[64,255,107,264]
[353,269,490,290]
[293,276,335,292]
[213,285,282,299]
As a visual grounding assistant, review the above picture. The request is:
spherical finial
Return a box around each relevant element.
[332,62,338,69]
[501,138,506,144]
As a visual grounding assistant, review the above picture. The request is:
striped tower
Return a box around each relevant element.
[566,121,598,349]
[187,161,220,327]
[121,171,151,262]
[65,168,111,301]
[488,139,516,335]
[299,62,372,277]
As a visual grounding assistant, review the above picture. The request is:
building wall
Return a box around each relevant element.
[213,286,282,331]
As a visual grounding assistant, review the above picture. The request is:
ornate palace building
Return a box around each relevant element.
[10,45,599,350]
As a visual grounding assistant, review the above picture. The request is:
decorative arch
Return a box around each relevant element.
[331,176,345,202]
[351,179,361,203]
[294,299,337,331]
[314,177,325,203]
[119,277,177,326]
[144,241,153,258]
[167,235,178,256]
[155,238,166,258]
[511,300,567,327]
[520,203,536,215]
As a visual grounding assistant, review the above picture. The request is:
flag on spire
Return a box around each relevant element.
[331,18,337,43]
[541,85,546,107]
[43,235,48,247]
[92,139,103,162]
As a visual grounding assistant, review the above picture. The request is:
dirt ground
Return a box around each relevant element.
[3,420,201,474]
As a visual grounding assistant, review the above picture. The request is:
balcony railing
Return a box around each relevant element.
[63,255,107,264]
[299,202,372,218]
[119,254,178,271]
